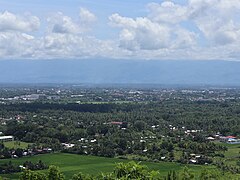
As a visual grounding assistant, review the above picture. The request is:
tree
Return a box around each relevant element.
[15,148,23,158]
[72,172,92,180]
[19,169,47,180]
[48,165,65,180]
[180,167,194,180]
[169,151,175,161]
[32,172,47,180]
[165,170,179,180]
[116,138,128,151]
[199,169,221,180]
[0,142,4,149]
[113,161,159,179]
[19,170,32,180]
[160,141,174,152]
[134,120,146,131]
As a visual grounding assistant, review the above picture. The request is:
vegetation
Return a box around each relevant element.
[3,141,31,149]
[0,160,47,174]
[1,86,240,178]
[4,161,238,180]
[0,153,198,179]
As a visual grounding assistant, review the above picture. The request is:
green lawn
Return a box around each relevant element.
[0,153,216,179]
[224,144,240,158]
[223,143,240,166]
[3,141,31,149]
[214,142,240,166]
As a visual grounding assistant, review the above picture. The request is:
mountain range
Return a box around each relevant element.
[0,59,240,86]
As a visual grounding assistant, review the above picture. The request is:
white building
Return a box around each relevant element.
[0,136,14,142]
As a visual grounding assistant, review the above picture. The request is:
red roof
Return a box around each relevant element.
[110,122,123,125]
[226,136,236,139]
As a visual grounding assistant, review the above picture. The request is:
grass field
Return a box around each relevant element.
[218,142,240,166]
[3,141,31,149]
[223,144,240,158]
[0,153,216,179]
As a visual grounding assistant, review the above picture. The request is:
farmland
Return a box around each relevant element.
[0,153,217,179]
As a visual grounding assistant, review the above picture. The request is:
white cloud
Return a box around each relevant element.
[108,0,240,60]
[0,11,40,58]
[41,33,129,59]
[188,0,240,46]
[1,1,240,61]
[48,8,96,34]
[79,8,97,26]
[147,2,188,24]
[0,11,40,32]
[0,32,39,58]
[48,12,81,34]
[109,13,196,51]
[110,13,171,50]
[0,10,106,59]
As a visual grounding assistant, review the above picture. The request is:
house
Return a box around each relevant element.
[110,121,123,125]
[206,137,215,141]
[90,139,97,143]
[227,138,240,144]
[110,121,128,128]
[62,143,75,149]
[0,135,14,142]
[189,159,197,164]
[220,136,240,144]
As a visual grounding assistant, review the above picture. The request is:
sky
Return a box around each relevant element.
[0,0,240,60]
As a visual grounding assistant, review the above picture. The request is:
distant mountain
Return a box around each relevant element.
[0,59,240,86]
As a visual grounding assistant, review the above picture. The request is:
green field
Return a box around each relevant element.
[3,141,31,149]
[0,153,216,179]
[218,142,240,166]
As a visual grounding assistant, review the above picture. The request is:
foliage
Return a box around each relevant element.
[19,169,47,180]
[48,165,65,180]
[1,87,240,179]
[0,160,47,174]
[71,172,92,180]
[179,167,194,180]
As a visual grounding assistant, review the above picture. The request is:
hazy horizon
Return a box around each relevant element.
[0,59,240,86]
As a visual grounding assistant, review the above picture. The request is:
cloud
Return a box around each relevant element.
[0,10,105,59]
[188,0,240,46]
[79,8,97,26]
[109,13,196,51]
[0,11,40,58]
[1,1,240,60]
[147,1,188,24]
[48,12,81,34]
[108,0,240,60]
[110,13,172,50]
[48,8,96,34]
[41,33,129,59]
[0,11,40,32]
[0,32,39,58]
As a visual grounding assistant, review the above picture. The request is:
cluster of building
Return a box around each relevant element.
[0,135,53,159]
[0,94,60,102]
[205,134,240,144]
[219,136,240,144]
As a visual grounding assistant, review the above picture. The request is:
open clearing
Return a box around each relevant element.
[3,141,31,149]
